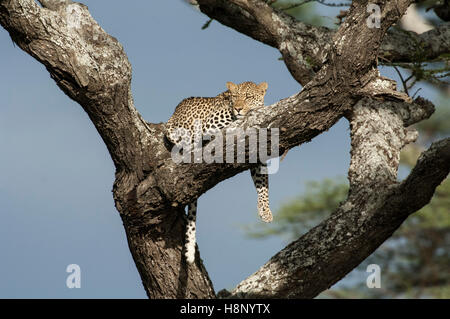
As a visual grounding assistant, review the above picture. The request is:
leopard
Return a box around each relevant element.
[165,81,273,264]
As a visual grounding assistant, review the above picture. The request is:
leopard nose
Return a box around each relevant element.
[234,101,245,111]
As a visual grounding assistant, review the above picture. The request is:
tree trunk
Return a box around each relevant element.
[121,207,215,298]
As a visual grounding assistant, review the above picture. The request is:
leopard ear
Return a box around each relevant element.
[226,81,238,93]
[258,82,268,92]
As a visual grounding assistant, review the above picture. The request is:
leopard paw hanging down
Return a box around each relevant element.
[165,81,273,264]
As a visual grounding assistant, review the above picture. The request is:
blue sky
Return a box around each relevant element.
[0,1,438,298]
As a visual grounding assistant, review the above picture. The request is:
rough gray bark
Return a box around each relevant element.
[1,0,448,298]
[232,97,448,298]
[196,0,450,85]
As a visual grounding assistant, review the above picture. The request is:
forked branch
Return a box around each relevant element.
[1,0,448,299]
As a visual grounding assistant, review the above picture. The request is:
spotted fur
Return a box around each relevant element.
[165,81,272,264]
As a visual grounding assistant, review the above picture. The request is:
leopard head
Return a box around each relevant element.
[226,81,268,117]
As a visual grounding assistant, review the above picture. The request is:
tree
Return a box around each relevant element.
[0,0,449,298]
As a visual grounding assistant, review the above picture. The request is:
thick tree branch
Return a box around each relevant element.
[0,0,215,298]
[195,0,280,47]
[380,23,450,63]
[196,0,450,85]
[0,0,150,172]
[197,0,331,85]
[229,98,448,298]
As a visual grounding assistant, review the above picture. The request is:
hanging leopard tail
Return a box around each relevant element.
[251,163,273,223]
